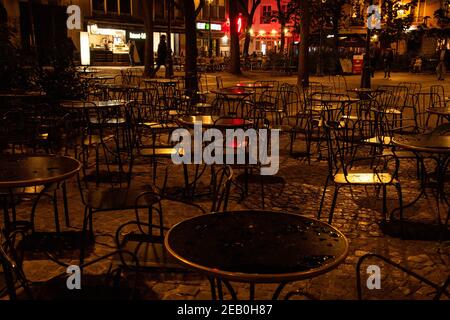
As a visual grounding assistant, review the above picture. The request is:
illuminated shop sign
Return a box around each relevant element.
[196,22,222,31]
[129,32,146,39]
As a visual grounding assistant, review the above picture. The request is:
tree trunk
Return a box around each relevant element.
[297,0,310,87]
[229,0,241,74]
[142,0,154,76]
[243,23,252,58]
[184,0,198,92]
[280,21,286,53]
[332,14,340,74]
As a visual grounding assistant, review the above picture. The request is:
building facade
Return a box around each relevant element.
[1,0,229,65]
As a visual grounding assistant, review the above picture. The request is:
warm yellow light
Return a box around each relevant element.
[249,28,254,35]
[259,30,266,35]
[271,29,277,35]
[284,28,289,34]
[80,31,90,66]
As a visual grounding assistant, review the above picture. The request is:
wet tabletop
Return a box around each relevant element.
[165,211,348,282]
[211,88,255,96]
[0,91,46,98]
[235,82,273,89]
[393,132,450,154]
[310,94,359,104]
[0,155,81,188]
[143,78,179,84]
[60,100,126,108]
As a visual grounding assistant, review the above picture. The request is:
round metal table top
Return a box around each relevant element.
[427,107,450,119]
[235,82,273,89]
[76,68,98,74]
[178,116,253,129]
[0,91,46,98]
[211,88,255,96]
[165,210,348,283]
[393,133,450,154]
[0,155,82,188]
[143,78,179,84]
[60,100,126,109]
[87,75,115,81]
[310,94,359,104]
[95,83,139,90]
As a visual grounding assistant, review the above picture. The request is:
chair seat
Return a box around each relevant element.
[382,149,417,158]
[140,147,183,157]
[383,108,402,115]
[141,122,178,130]
[87,187,159,211]
[363,135,392,146]
[89,118,126,125]
[83,134,114,146]
[195,103,213,108]
[334,172,397,185]
[272,124,293,132]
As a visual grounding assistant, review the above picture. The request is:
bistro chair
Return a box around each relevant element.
[77,105,159,264]
[329,75,348,94]
[0,229,140,300]
[356,253,450,300]
[274,83,314,161]
[411,92,439,132]
[114,166,233,272]
[318,121,403,226]
[210,165,234,212]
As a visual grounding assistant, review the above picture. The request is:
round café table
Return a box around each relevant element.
[392,131,450,227]
[0,155,81,232]
[143,78,179,85]
[165,210,348,300]
[211,87,254,97]
[60,100,126,109]
[235,82,273,89]
[427,106,450,122]
[348,88,381,100]
[211,88,255,118]
[177,115,253,129]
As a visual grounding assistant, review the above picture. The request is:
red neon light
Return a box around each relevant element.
[237,17,242,33]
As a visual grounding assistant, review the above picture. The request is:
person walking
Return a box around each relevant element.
[382,48,394,79]
[436,46,446,81]
[152,35,168,77]
[128,40,135,66]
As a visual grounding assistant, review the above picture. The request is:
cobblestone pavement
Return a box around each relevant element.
[2,70,449,300]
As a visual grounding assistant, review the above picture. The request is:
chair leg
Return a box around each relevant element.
[52,191,61,233]
[394,183,404,237]
[318,176,330,220]
[328,186,339,225]
[382,185,387,221]
[62,182,70,227]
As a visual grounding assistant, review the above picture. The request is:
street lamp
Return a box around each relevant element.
[207,0,213,58]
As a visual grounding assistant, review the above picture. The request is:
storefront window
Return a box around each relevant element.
[261,6,272,24]
[93,0,105,12]
[88,25,127,54]
[120,0,131,15]
[107,0,118,14]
